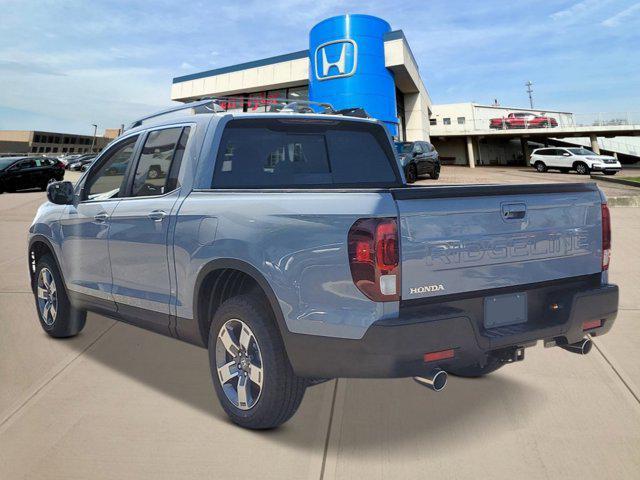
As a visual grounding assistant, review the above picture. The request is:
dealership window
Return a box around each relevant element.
[53,147,58,153]
[443,118,451,125]
[31,146,37,153]
[457,117,465,125]
[429,118,437,126]
[34,135,41,142]
[54,136,60,143]
[287,86,309,101]
[63,136,69,144]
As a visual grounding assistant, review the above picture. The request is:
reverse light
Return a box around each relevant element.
[348,218,400,301]
[601,203,611,271]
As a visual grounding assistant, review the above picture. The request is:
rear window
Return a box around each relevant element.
[211,119,401,188]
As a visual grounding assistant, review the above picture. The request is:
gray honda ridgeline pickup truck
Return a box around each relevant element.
[29,100,618,429]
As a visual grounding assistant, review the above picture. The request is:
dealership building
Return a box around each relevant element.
[171,14,639,167]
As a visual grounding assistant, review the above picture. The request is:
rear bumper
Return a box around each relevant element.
[285,277,618,378]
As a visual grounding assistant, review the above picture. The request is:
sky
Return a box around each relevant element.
[0,0,639,135]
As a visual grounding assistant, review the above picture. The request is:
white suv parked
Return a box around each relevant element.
[530,147,621,175]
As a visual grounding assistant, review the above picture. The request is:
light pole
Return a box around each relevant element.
[90,124,97,153]
[525,81,534,109]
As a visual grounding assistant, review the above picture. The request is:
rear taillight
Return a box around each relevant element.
[57,162,65,169]
[348,218,400,302]
[601,203,611,271]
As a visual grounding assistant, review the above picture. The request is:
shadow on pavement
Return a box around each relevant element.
[61,312,539,451]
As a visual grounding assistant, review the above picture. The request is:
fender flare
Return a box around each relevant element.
[192,258,291,346]
[27,234,66,294]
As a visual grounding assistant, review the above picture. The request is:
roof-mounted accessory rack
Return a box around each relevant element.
[126,96,373,131]
[127,99,225,129]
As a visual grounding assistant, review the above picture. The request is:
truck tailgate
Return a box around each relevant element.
[392,183,603,300]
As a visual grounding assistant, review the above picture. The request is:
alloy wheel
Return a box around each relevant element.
[37,268,58,326]
[215,319,263,410]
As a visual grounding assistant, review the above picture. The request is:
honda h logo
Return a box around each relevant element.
[314,39,358,81]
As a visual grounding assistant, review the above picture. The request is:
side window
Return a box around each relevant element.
[131,127,189,197]
[86,136,139,199]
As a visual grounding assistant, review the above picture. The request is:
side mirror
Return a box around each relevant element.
[47,181,75,205]
[563,152,571,157]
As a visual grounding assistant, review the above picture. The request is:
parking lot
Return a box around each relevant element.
[1,167,639,479]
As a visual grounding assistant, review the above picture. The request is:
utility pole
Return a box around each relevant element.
[525,81,534,109]
[90,124,97,153]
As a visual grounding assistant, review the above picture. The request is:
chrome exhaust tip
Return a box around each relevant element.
[413,368,448,392]
[560,338,593,355]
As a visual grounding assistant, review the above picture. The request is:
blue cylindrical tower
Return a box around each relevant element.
[309,14,398,135]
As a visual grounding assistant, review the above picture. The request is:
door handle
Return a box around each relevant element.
[94,212,109,222]
[148,210,167,222]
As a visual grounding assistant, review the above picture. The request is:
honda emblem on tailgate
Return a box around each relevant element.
[410,284,445,295]
[314,39,358,81]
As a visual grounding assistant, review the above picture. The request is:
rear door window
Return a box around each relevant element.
[131,127,191,197]
[212,119,400,188]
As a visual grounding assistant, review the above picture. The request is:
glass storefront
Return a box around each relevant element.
[216,86,309,112]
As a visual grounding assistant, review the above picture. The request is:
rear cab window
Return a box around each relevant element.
[211,118,402,188]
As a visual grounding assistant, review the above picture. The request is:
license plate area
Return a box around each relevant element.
[484,292,527,329]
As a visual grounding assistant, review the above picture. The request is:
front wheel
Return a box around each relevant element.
[405,164,417,183]
[34,255,86,337]
[575,162,590,175]
[430,168,440,180]
[208,294,307,429]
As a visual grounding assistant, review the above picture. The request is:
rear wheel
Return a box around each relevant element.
[405,164,417,183]
[430,168,440,180]
[34,254,86,337]
[446,357,504,378]
[208,293,307,429]
[40,177,57,191]
[575,162,589,175]
[534,161,547,173]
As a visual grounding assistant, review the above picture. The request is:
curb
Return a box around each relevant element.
[590,174,640,188]
[607,196,640,207]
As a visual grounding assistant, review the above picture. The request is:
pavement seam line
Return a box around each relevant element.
[592,339,640,405]
[319,378,339,480]
[0,321,117,429]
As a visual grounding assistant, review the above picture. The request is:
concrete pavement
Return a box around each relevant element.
[1,169,639,479]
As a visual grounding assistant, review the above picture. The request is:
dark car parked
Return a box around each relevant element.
[395,141,440,183]
[0,156,65,193]
[67,154,96,171]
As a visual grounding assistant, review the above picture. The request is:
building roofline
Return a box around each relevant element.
[172,29,409,85]
[173,50,309,84]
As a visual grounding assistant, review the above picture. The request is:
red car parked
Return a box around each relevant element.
[489,112,558,129]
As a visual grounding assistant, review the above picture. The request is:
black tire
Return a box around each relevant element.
[208,293,307,429]
[575,162,590,175]
[534,161,547,173]
[604,171,617,176]
[446,357,504,378]
[34,254,86,338]
[430,168,440,180]
[405,164,417,183]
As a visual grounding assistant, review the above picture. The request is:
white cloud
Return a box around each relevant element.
[550,0,603,21]
[602,2,640,27]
